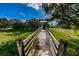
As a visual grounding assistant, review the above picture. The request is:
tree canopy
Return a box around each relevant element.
[42,3,79,29]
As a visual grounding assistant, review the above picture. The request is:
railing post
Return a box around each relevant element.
[21,39,25,56]
[62,40,68,56]
[56,40,62,56]
[16,39,25,56]
[57,39,68,56]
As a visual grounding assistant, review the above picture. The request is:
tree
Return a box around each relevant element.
[0,18,41,30]
[42,3,79,31]
[10,19,24,29]
[0,18,9,28]
[28,18,40,30]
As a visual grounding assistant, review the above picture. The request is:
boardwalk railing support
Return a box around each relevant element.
[16,39,25,56]
[57,39,68,56]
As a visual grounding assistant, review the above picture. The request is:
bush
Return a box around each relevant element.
[66,47,77,56]
[43,22,49,29]
[28,19,40,30]
[12,22,25,29]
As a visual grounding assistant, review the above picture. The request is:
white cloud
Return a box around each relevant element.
[19,12,26,16]
[27,3,42,10]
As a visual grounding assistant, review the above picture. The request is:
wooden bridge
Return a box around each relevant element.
[16,27,68,56]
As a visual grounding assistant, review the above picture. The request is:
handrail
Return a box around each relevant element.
[23,27,41,46]
[45,28,59,55]
[46,29,59,48]
[16,27,42,56]
[45,28,68,56]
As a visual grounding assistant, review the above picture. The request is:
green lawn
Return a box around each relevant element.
[49,28,79,56]
[0,29,34,56]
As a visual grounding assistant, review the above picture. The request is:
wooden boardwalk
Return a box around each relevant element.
[16,28,68,56]
[34,30,51,56]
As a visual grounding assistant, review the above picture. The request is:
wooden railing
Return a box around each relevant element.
[16,27,42,56]
[45,28,68,56]
[16,27,68,56]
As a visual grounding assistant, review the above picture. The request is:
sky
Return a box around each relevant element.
[0,3,46,20]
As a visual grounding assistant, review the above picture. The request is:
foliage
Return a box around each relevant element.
[0,18,9,28]
[43,22,49,29]
[12,21,25,29]
[66,47,77,56]
[43,3,79,30]
[0,17,40,55]
[49,28,79,55]
[0,29,34,55]
[0,18,41,30]
[28,18,41,30]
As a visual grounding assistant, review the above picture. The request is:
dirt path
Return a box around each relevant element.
[34,30,51,56]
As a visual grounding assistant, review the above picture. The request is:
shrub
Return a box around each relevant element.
[66,47,77,56]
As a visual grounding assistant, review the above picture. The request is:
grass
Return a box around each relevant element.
[0,28,34,56]
[49,28,79,56]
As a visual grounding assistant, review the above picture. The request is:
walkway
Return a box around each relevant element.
[34,30,51,56]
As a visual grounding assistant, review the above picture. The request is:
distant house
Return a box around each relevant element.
[48,19,61,27]
[40,19,59,27]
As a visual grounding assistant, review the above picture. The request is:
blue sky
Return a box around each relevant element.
[0,3,46,20]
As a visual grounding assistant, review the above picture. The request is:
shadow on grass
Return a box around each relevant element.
[0,40,19,56]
